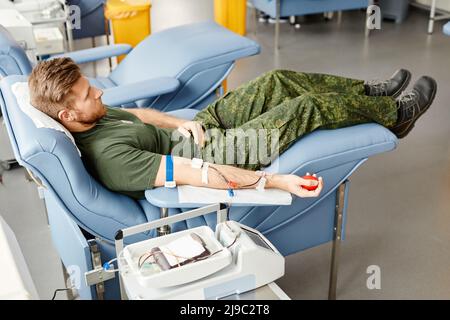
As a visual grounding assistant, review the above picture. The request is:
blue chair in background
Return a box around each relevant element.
[0,22,260,110]
[67,0,107,40]
[444,21,450,35]
[251,0,372,50]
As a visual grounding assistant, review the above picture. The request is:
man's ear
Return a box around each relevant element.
[58,109,73,123]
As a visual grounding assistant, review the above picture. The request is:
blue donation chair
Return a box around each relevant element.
[251,0,372,50]
[1,76,398,299]
[1,23,398,300]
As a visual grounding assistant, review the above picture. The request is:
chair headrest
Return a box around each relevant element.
[0,75,81,162]
[10,82,81,156]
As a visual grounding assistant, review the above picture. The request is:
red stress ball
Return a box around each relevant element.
[301,175,319,191]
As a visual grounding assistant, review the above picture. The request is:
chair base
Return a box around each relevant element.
[328,181,347,300]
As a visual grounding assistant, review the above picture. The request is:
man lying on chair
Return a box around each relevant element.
[28,58,437,200]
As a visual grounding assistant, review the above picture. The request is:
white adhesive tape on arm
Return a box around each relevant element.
[191,158,204,169]
[202,162,209,185]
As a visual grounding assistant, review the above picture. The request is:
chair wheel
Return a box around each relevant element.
[289,16,296,25]
[0,160,10,171]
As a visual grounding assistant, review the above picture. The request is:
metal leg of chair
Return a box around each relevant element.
[61,261,75,300]
[88,240,107,300]
[92,37,97,77]
[337,11,342,24]
[250,2,258,37]
[365,0,376,37]
[274,0,281,53]
[104,10,113,72]
[157,207,171,236]
[428,0,437,34]
[365,24,370,38]
[64,3,74,52]
[365,6,370,38]
[324,12,334,21]
[328,182,346,300]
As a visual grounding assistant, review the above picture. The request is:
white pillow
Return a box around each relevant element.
[11,82,81,156]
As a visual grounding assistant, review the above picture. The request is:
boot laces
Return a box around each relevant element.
[366,79,390,96]
[397,90,419,120]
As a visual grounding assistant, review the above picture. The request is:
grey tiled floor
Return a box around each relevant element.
[1,8,449,299]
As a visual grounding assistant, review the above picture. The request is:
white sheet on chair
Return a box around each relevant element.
[11,82,81,156]
[178,185,292,205]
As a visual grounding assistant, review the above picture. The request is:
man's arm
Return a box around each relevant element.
[154,156,323,198]
[124,108,206,147]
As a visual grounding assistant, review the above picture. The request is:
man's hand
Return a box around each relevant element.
[272,173,324,198]
[177,121,205,147]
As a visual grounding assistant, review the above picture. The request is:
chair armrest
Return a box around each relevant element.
[145,188,285,209]
[145,123,398,209]
[52,44,132,64]
[101,77,180,106]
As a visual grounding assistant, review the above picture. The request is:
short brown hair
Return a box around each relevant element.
[29,57,81,120]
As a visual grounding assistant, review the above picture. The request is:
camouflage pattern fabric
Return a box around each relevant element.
[191,69,397,170]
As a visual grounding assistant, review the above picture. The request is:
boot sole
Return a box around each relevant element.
[395,78,437,139]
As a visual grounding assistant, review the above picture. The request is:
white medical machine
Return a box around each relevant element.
[2,0,71,53]
[86,203,285,300]
[33,27,64,55]
[0,215,39,300]
[10,0,63,17]
[0,9,36,51]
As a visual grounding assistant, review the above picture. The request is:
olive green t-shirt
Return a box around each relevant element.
[73,107,173,200]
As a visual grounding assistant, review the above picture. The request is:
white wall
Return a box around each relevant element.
[151,0,214,33]
[414,0,450,12]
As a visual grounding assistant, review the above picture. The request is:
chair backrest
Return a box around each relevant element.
[110,21,260,111]
[0,25,32,78]
[0,75,148,242]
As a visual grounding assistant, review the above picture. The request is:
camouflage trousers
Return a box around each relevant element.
[191,69,398,170]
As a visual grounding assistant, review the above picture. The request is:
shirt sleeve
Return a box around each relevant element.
[95,144,163,192]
